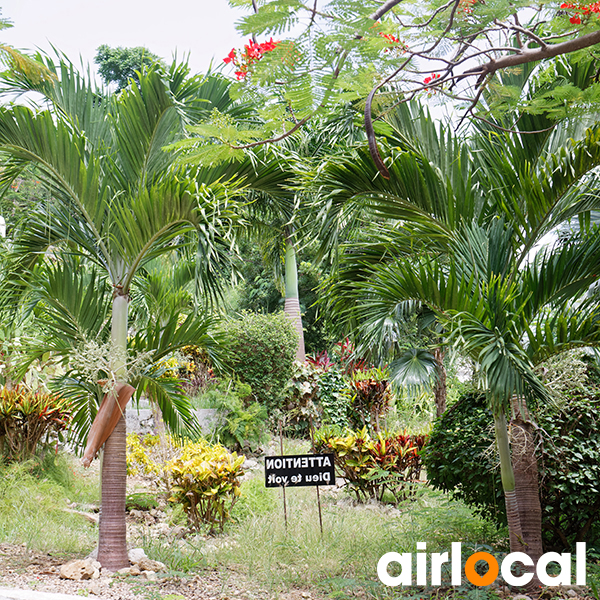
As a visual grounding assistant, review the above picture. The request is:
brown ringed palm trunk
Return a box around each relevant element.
[433,347,447,417]
[97,413,129,571]
[511,396,544,589]
[96,292,131,571]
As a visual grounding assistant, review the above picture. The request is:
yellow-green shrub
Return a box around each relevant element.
[166,439,244,533]
[126,433,161,476]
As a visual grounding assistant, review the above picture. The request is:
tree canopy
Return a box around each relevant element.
[192,0,600,175]
[94,44,165,90]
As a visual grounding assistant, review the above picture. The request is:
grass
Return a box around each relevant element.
[0,453,98,555]
[201,476,508,597]
[2,444,599,600]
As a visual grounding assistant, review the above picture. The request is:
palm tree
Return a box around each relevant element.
[0,58,240,570]
[314,78,600,580]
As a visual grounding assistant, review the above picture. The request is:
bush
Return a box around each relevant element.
[219,312,297,412]
[166,439,245,533]
[346,368,391,431]
[423,391,600,551]
[314,426,427,504]
[198,380,268,452]
[0,388,71,461]
[282,361,322,437]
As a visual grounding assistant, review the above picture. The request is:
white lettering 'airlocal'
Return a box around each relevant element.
[377,542,586,587]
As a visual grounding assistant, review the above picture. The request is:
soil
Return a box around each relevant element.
[0,542,318,600]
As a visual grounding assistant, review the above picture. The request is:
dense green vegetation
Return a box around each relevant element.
[0,5,600,596]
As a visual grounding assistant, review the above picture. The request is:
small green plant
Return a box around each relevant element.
[126,492,158,512]
[166,438,245,533]
[314,426,427,504]
[282,361,322,436]
[317,367,350,429]
[0,387,71,461]
[197,380,268,452]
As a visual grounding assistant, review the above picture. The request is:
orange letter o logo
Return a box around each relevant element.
[464,552,499,587]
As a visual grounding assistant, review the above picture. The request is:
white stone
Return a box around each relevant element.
[128,548,147,564]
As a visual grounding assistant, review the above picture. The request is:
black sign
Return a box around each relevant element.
[265,453,336,488]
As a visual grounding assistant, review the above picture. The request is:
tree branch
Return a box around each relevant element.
[457,29,600,84]
[370,0,405,20]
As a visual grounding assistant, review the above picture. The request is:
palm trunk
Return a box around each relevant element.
[511,396,544,562]
[97,293,130,571]
[494,407,541,590]
[433,347,447,417]
[283,237,305,362]
[494,409,525,552]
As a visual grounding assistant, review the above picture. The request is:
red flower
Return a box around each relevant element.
[223,49,236,64]
[570,14,582,22]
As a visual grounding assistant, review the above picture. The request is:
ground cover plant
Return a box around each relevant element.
[0,454,98,555]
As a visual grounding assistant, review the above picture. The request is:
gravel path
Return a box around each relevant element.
[0,543,293,600]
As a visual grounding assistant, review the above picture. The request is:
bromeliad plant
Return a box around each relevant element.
[314,426,427,504]
[0,388,71,461]
[166,439,245,534]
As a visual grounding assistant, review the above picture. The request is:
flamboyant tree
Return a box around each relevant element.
[181,0,600,177]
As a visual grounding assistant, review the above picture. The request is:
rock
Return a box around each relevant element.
[128,547,147,564]
[244,459,259,469]
[566,590,578,598]
[143,570,157,580]
[137,557,167,572]
[130,564,142,576]
[60,558,100,580]
[512,595,532,600]
[86,547,98,561]
[89,583,103,595]
[117,567,132,575]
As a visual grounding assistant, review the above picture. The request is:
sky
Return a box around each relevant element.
[0,0,248,79]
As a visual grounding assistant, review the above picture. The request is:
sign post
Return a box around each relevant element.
[265,453,336,534]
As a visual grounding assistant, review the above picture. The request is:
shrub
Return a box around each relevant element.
[166,439,245,533]
[282,361,322,437]
[0,388,71,461]
[423,391,600,551]
[219,312,297,412]
[198,380,268,452]
[347,368,391,432]
[314,426,427,504]
[126,433,162,477]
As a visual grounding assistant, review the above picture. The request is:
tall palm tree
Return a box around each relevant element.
[314,81,600,580]
[0,58,240,570]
